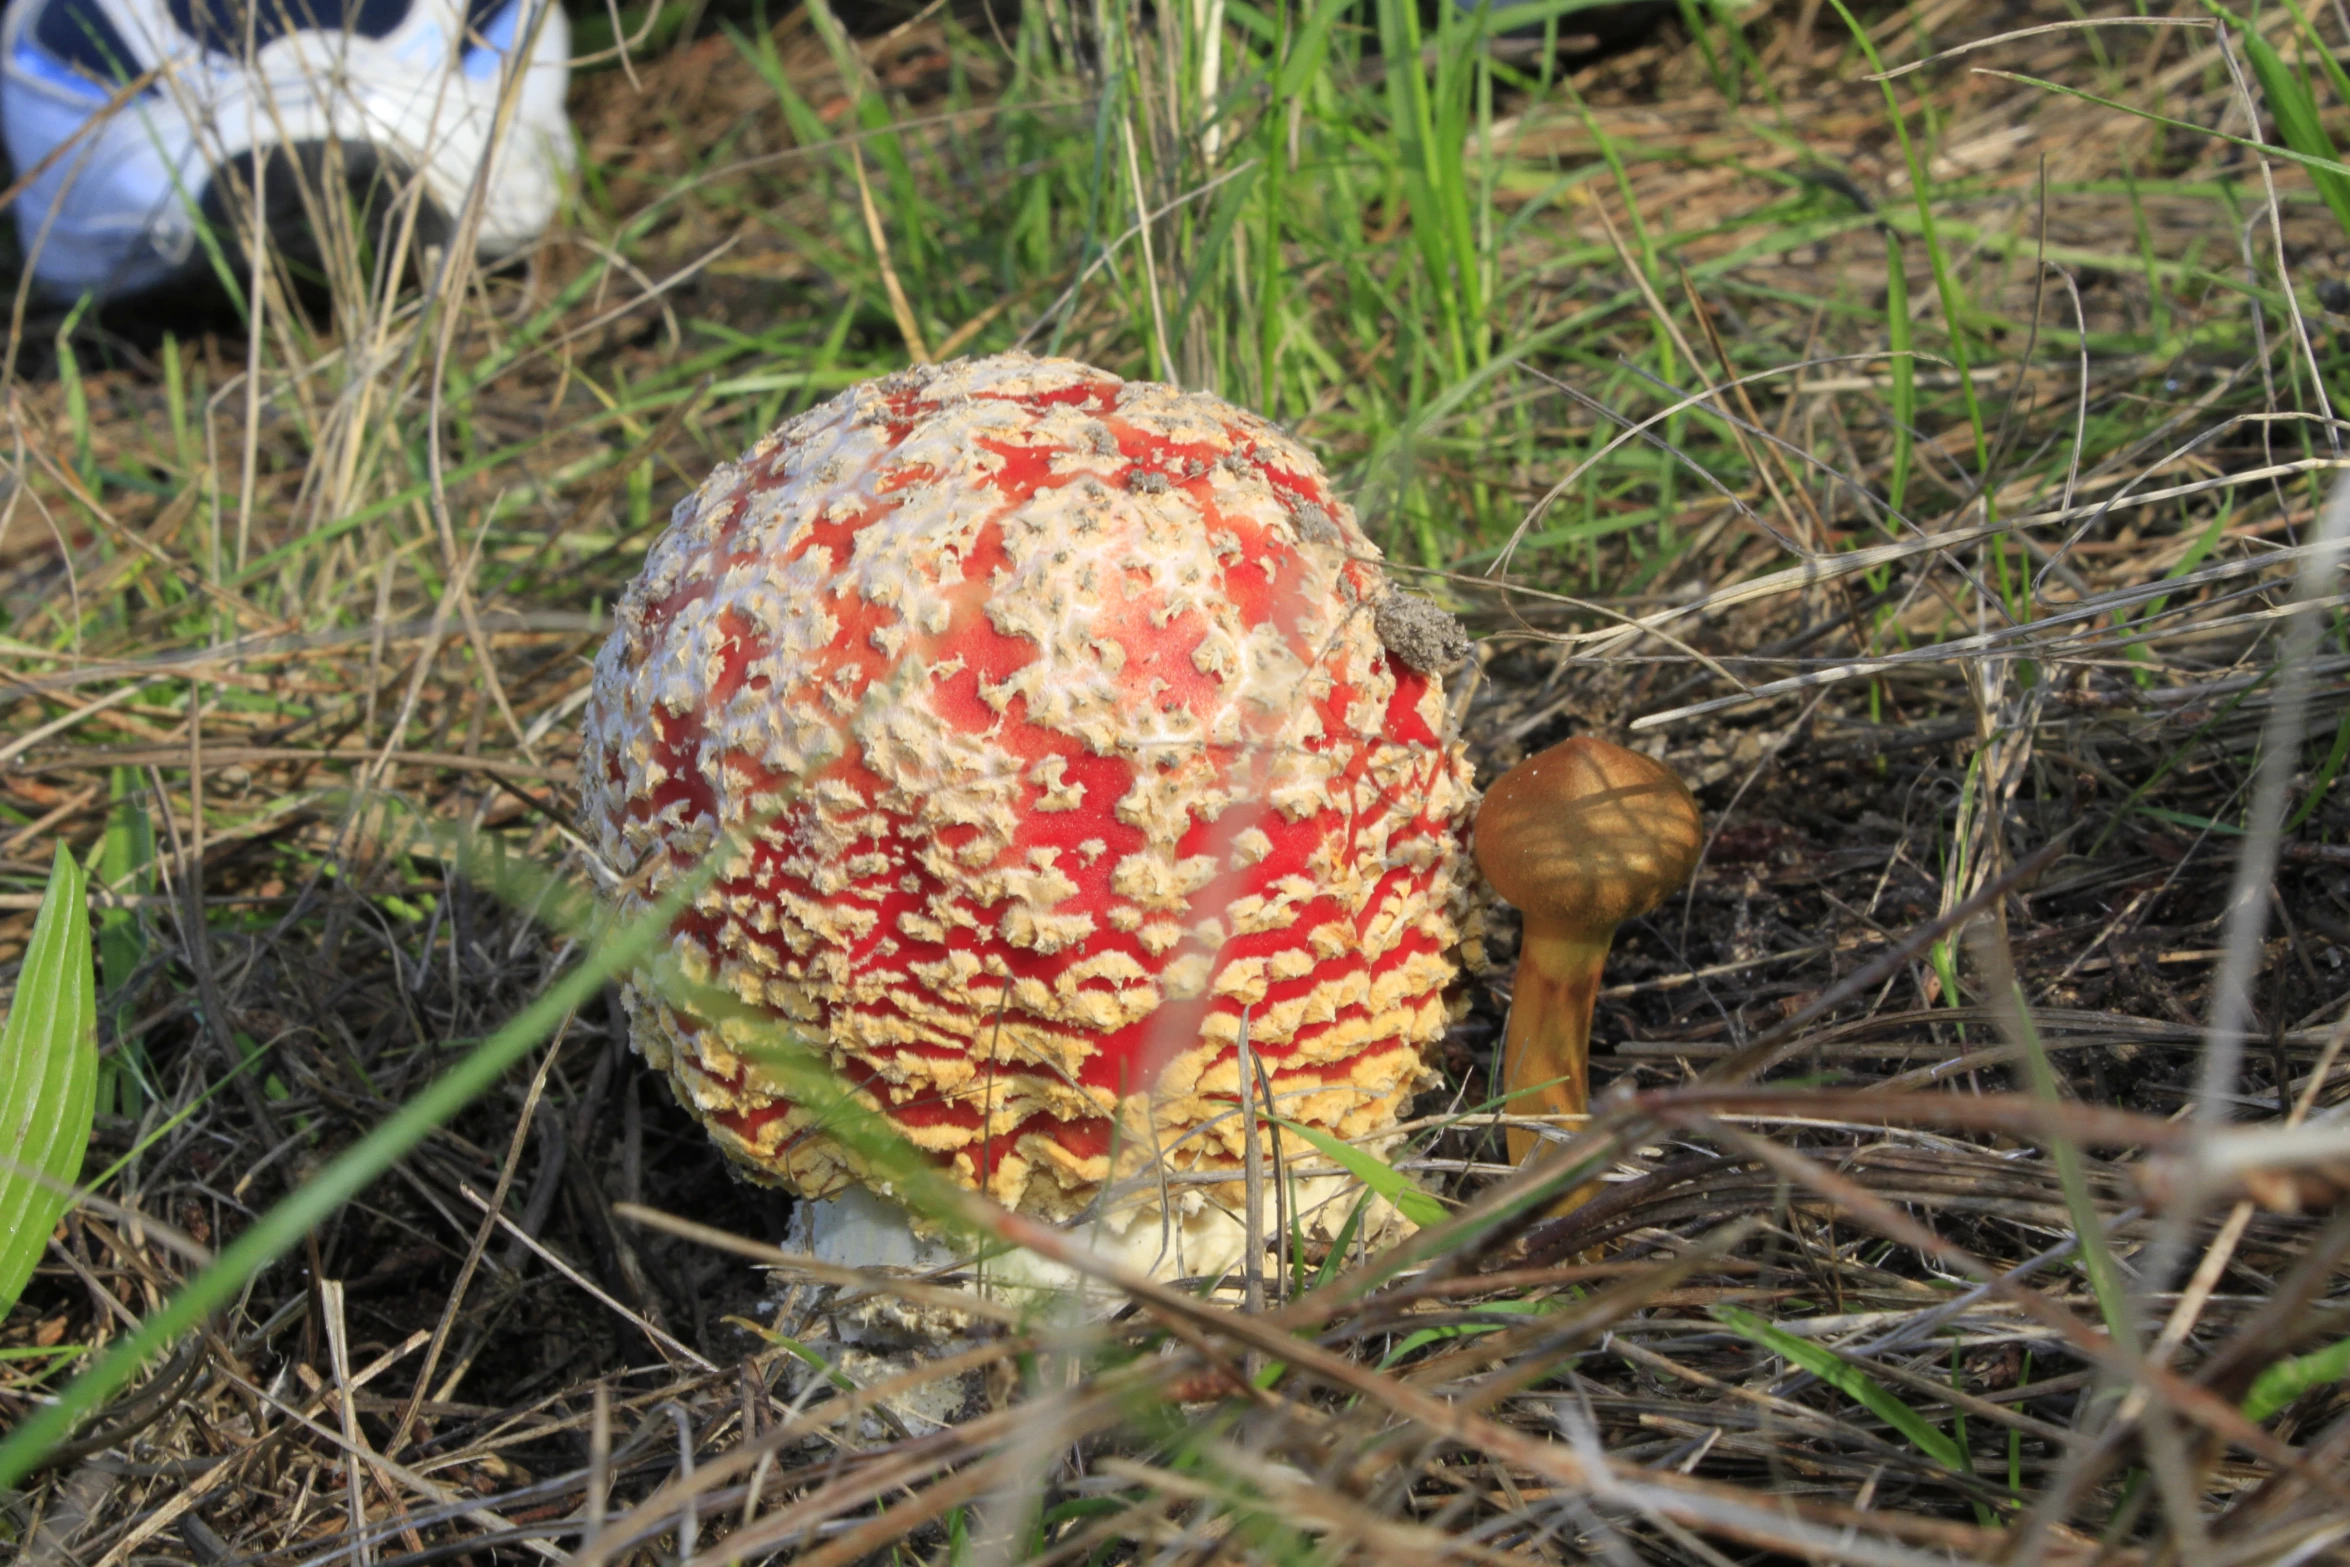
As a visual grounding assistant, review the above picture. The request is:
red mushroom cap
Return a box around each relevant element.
[581,353,1477,1224]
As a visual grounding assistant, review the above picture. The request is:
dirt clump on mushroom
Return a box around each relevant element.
[1372,590,1472,676]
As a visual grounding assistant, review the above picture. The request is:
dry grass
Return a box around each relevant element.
[0,1,2347,1563]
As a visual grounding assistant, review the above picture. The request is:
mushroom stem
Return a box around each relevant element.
[1500,928,1612,1168]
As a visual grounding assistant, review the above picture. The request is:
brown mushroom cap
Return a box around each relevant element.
[1473,737,1703,934]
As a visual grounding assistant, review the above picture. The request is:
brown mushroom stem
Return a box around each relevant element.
[1500,929,1611,1168]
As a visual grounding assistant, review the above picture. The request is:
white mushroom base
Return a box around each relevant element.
[771,1180,1409,1435]
[787,1177,1408,1316]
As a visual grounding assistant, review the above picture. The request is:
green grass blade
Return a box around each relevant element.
[1267,1115,1446,1229]
[1986,950,2136,1350]
[1379,1298,1548,1368]
[2285,706,2350,833]
[1826,0,1984,472]
[1986,67,2350,186]
[0,844,98,1318]
[2243,1334,2350,1422]
[94,769,154,1116]
[1710,1304,1969,1474]
[2237,28,2350,244]
[1272,0,1350,98]
[1884,231,1915,522]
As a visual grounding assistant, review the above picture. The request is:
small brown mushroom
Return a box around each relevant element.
[1473,737,1703,1169]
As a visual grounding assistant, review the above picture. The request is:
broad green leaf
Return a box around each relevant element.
[1711,1304,1969,1474]
[2244,1334,2350,1423]
[1267,1116,1448,1229]
[0,845,99,1316]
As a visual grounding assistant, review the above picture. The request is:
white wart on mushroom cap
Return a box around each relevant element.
[580,353,1477,1254]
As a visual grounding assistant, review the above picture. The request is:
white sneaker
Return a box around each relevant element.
[1,0,573,298]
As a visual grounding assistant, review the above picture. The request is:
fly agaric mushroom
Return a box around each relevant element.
[580,353,1477,1284]
[1472,737,1702,1169]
